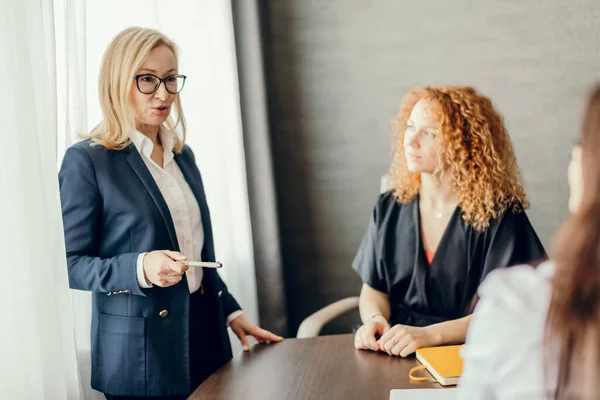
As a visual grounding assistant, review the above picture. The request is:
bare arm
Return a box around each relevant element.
[358,271,472,355]
[425,314,472,347]
[358,283,391,323]
[379,313,472,357]
[354,283,392,351]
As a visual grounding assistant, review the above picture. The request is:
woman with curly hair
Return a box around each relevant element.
[352,86,546,357]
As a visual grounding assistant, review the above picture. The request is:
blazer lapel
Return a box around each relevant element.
[175,152,216,262]
[126,147,179,251]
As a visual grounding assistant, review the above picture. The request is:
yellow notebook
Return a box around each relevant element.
[410,345,463,386]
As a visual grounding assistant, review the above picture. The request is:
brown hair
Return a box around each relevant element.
[545,86,600,399]
[389,86,528,231]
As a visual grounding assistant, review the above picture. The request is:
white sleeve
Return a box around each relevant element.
[458,265,551,400]
[458,282,501,399]
[136,252,153,289]
[226,310,244,325]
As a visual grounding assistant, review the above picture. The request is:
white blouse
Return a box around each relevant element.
[129,128,243,323]
[130,127,205,293]
[458,261,557,399]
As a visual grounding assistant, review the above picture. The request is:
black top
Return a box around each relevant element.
[352,190,546,327]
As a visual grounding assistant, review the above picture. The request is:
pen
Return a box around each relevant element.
[180,260,223,268]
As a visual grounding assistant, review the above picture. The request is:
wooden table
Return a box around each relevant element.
[189,334,447,400]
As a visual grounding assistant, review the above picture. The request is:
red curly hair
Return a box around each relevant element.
[389,86,528,231]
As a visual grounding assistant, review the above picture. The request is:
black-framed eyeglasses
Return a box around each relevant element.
[133,74,187,94]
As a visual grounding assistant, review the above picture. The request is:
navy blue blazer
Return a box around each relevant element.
[59,139,241,397]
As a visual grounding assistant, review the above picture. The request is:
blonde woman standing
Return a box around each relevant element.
[59,27,282,399]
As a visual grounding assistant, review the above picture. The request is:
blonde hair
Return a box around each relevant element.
[88,27,186,152]
[389,86,528,231]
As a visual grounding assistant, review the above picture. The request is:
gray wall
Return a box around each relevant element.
[262,0,600,335]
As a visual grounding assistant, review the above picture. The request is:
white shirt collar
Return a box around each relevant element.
[129,126,177,167]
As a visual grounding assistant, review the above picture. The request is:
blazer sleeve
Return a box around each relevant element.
[216,273,242,317]
[59,145,145,296]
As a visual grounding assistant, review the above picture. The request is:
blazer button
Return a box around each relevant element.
[159,310,169,318]
[218,290,223,297]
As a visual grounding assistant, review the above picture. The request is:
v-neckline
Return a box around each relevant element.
[414,196,460,267]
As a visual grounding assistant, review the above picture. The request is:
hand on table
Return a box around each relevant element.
[354,315,391,351]
[377,324,438,357]
[229,314,284,351]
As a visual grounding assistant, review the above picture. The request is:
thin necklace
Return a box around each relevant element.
[434,204,455,219]
[420,196,454,219]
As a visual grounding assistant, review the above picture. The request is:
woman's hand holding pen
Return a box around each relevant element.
[143,250,189,287]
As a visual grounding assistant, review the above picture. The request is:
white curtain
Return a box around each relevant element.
[54,0,87,159]
[54,0,98,397]
[0,0,82,399]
